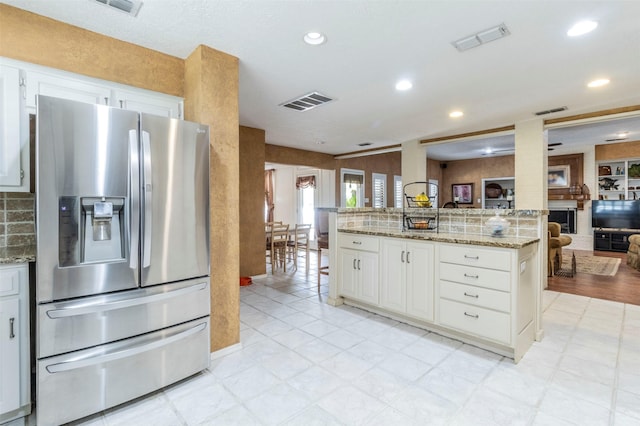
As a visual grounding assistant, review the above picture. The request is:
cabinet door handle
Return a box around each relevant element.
[353,259,357,270]
[9,318,15,339]
[358,259,361,270]
[407,251,411,263]
[464,292,479,298]
[464,255,479,260]
[352,241,362,245]
[464,273,479,279]
[401,251,405,263]
[464,312,479,319]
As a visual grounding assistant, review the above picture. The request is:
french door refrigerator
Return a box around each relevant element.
[35,95,211,426]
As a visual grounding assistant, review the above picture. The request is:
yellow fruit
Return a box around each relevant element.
[415,192,431,207]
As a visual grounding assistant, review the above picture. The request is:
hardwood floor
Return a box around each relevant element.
[547,250,640,305]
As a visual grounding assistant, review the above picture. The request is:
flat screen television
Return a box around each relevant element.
[591,200,640,229]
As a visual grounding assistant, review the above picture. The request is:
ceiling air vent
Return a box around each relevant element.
[534,106,568,116]
[280,91,334,112]
[358,142,372,147]
[93,0,143,17]
[452,23,510,52]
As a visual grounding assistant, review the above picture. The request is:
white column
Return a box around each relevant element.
[402,139,427,185]
[515,118,547,342]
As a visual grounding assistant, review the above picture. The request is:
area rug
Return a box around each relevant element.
[561,251,621,276]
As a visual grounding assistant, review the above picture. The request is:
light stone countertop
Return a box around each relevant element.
[339,227,539,249]
[0,245,37,264]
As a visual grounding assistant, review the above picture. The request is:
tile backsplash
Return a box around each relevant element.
[0,192,36,247]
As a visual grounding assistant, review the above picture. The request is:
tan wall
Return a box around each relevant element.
[427,158,442,183]
[265,144,336,170]
[0,4,183,96]
[240,126,267,277]
[439,156,515,208]
[3,5,240,352]
[336,152,402,207]
[595,140,640,161]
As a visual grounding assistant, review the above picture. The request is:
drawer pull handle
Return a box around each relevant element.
[464,273,479,279]
[464,292,479,298]
[464,255,479,260]
[9,318,15,339]
[352,241,362,245]
[464,312,479,319]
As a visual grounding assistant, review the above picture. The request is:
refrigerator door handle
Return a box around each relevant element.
[129,129,140,270]
[45,322,207,373]
[142,130,152,268]
[46,282,207,318]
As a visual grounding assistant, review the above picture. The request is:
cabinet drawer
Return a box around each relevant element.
[338,233,379,252]
[439,281,510,313]
[439,299,511,345]
[440,244,511,271]
[0,267,21,297]
[439,262,511,292]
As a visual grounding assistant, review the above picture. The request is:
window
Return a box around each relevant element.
[429,179,439,207]
[341,168,364,208]
[372,173,386,208]
[394,175,403,208]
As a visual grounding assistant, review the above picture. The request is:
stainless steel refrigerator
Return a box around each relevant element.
[35,95,211,426]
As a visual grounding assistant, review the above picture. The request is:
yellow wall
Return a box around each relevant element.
[1,4,240,352]
[0,4,183,96]
[240,126,267,277]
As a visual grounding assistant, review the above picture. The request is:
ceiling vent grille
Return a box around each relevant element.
[534,106,568,116]
[280,91,334,112]
[358,142,372,147]
[92,0,143,17]
[452,23,510,52]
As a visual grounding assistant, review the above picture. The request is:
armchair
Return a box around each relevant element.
[548,222,572,276]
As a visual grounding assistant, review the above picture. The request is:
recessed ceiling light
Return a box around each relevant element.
[449,111,464,118]
[567,20,598,37]
[395,80,413,91]
[617,132,629,138]
[303,32,326,45]
[587,78,610,88]
[484,148,493,154]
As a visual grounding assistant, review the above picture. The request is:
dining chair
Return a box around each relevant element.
[268,223,290,272]
[287,224,311,272]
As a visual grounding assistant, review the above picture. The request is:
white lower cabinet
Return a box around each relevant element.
[0,264,30,423]
[380,238,434,322]
[337,234,379,305]
[336,231,538,362]
[437,242,537,360]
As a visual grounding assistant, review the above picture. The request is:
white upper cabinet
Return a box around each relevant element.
[0,64,27,190]
[113,89,181,118]
[23,63,182,118]
[26,70,111,108]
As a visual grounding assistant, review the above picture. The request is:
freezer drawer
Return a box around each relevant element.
[38,278,210,358]
[37,317,210,426]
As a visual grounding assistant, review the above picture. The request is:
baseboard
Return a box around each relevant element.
[210,342,243,360]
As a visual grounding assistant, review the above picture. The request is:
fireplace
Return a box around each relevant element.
[549,208,577,234]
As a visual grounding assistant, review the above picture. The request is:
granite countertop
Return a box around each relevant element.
[0,245,37,264]
[339,228,539,249]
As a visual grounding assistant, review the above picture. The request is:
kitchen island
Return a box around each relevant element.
[328,208,543,362]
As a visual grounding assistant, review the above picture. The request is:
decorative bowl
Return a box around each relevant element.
[485,183,502,198]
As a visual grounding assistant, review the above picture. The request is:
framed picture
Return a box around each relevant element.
[548,165,570,188]
[452,183,474,204]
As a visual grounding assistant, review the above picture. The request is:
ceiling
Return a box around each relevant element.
[5,0,640,156]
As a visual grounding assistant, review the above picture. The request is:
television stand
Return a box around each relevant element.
[593,229,638,252]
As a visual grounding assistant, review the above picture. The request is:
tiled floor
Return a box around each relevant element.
[64,255,640,425]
